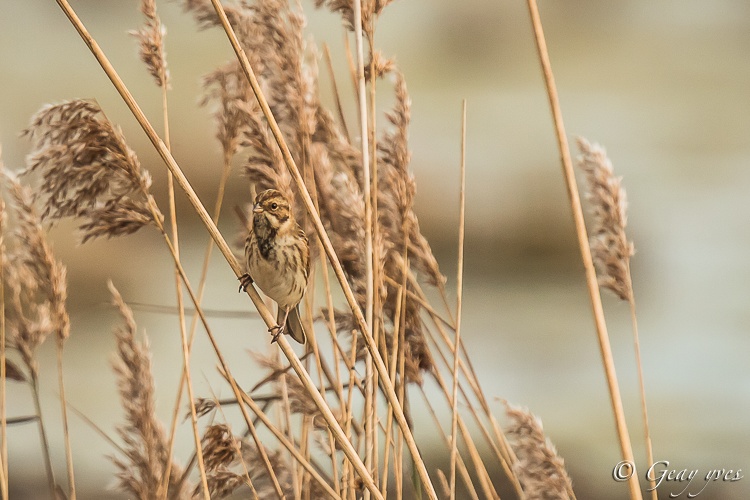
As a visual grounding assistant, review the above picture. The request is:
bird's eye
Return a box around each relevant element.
[271,202,278,210]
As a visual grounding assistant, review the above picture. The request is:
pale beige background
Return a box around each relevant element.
[1,1,749,498]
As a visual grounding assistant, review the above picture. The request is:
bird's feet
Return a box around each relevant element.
[268,324,285,343]
[268,325,284,344]
[238,273,253,293]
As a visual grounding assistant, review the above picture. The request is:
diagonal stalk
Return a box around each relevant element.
[526,1,641,498]
[626,265,657,499]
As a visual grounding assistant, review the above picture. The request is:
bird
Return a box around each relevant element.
[239,189,309,344]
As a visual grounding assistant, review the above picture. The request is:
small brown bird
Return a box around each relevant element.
[239,189,309,344]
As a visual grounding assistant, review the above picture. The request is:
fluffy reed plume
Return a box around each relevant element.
[379,73,443,289]
[2,172,69,373]
[376,72,441,381]
[314,0,396,31]
[201,424,241,471]
[238,90,295,204]
[130,0,170,89]
[576,137,634,301]
[195,427,294,499]
[505,403,574,500]
[108,282,189,500]
[184,0,311,147]
[201,61,252,161]
[22,100,162,242]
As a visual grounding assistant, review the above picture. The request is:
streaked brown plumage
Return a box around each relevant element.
[239,189,309,344]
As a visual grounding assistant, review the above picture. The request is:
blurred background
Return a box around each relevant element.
[1,0,749,498]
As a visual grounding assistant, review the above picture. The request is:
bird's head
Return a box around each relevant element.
[253,189,292,231]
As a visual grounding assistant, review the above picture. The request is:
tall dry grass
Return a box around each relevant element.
[0,0,654,499]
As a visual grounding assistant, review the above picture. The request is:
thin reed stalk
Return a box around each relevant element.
[350,0,376,491]
[526,1,641,498]
[56,337,76,500]
[628,278,655,499]
[449,99,467,500]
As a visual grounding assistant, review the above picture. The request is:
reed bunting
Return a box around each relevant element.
[239,189,309,344]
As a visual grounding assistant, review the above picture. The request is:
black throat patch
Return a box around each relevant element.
[253,215,277,259]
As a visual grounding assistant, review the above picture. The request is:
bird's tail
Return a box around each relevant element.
[280,305,306,344]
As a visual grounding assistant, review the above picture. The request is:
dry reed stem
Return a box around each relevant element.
[350,0,377,490]
[526,2,641,498]
[449,99,467,500]
[379,282,402,494]
[383,275,453,330]
[274,348,298,500]
[67,401,126,455]
[628,287,656,500]
[427,349,501,500]
[366,27,383,497]
[28,351,56,498]
[205,1,436,496]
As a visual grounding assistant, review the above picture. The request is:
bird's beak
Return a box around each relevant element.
[253,204,263,214]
